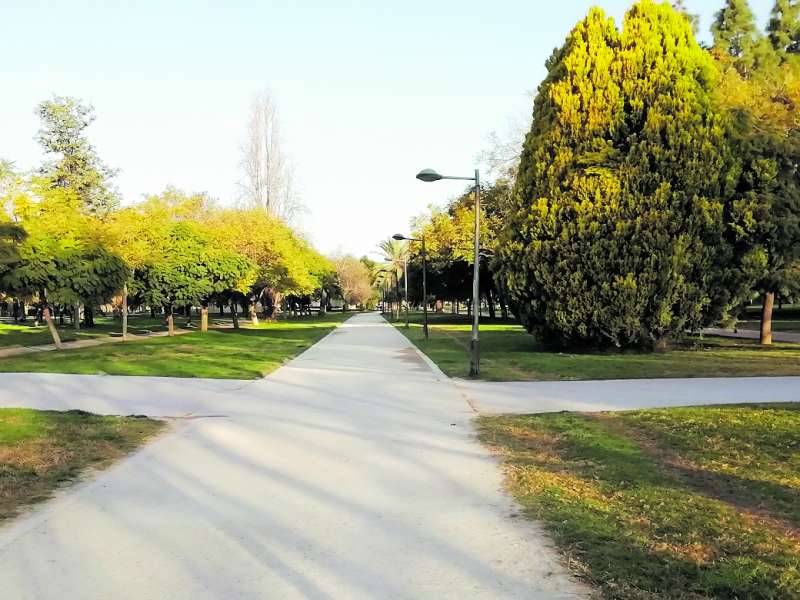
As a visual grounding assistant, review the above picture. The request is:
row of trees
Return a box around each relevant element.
[402,0,799,349]
[0,96,370,348]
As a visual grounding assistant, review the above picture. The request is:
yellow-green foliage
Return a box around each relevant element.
[497,1,740,348]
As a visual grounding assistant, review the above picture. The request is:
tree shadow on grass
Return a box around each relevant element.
[480,414,800,599]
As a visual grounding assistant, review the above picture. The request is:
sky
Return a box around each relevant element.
[1,0,774,258]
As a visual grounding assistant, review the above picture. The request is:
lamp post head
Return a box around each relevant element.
[392,233,406,241]
[416,169,442,183]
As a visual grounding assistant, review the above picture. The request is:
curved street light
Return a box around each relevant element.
[416,167,481,377]
[393,233,428,340]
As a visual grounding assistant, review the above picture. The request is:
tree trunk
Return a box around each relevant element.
[39,290,62,349]
[83,305,94,328]
[319,289,327,316]
[487,289,496,320]
[122,283,128,340]
[74,302,81,331]
[167,310,175,337]
[249,300,259,326]
[185,305,192,325]
[231,301,240,329]
[43,305,62,350]
[200,304,209,332]
[760,291,775,346]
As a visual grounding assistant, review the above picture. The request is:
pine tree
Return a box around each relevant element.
[496,1,739,349]
[712,0,761,75]
[768,0,800,60]
[36,96,118,216]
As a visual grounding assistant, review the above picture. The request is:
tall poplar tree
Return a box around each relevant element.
[497,1,738,349]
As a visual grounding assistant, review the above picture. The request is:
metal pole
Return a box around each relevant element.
[404,258,409,328]
[469,169,480,376]
[422,237,429,340]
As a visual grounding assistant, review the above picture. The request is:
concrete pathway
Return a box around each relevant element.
[703,327,800,344]
[0,313,588,600]
[457,376,800,415]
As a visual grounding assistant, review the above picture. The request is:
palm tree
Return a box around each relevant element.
[377,238,409,320]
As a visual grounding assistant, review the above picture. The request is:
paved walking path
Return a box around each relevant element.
[0,313,588,600]
[457,376,800,414]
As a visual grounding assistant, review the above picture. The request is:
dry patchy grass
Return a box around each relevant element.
[479,404,800,599]
[0,408,165,522]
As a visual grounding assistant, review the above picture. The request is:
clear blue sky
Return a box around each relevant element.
[1,1,774,257]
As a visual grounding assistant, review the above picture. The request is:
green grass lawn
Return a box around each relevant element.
[737,305,800,333]
[392,314,800,381]
[0,312,349,378]
[0,314,191,348]
[479,404,800,599]
[736,320,800,333]
[0,408,164,522]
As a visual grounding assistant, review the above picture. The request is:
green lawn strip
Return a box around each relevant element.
[736,320,800,333]
[478,404,800,599]
[0,315,193,348]
[392,314,800,381]
[0,408,165,522]
[0,313,349,378]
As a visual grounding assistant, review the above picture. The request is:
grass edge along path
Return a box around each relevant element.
[392,315,800,381]
[478,404,800,599]
[0,312,351,379]
[0,408,166,523]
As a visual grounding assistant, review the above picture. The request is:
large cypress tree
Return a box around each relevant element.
[496,1,738,349]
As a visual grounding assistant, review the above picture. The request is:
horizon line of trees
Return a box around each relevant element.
[0,96,376,349]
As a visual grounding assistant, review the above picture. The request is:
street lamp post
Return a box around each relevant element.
[404,258,409,328]
[416,168,481,376]
[393,233,428,340]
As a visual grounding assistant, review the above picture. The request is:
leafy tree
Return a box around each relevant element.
[0,222,26,266]
[134,219,251,334]
[496,1,739,349]
[334,255,372,309]
[0,180,126,343]
[717,52,800,343]
[202,206,329,322]
[768,0,800,61]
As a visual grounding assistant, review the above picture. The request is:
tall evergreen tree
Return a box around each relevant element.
[496,1,739,349]
[36,96,118,216]
[768,0,800,60]
[712,0,761,75]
